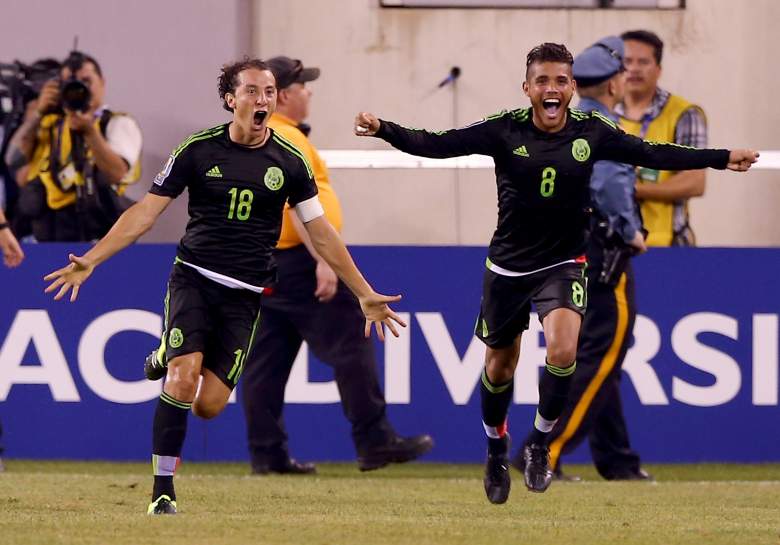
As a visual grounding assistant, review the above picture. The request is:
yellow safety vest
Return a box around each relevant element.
[620,95,704,246]
[26,112,140,210]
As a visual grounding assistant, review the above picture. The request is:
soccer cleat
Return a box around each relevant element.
[512,452,581,482]
[483,451,511,504]
[357,434,434,471]
[147,494,177,515]
[144,350,167,381]
[523,443,553,493]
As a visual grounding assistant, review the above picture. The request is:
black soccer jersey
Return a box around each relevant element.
[150,124,318,287]
[376,108,729,271]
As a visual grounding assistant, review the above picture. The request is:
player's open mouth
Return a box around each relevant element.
[253,110,267,126]
[542,98,561,119]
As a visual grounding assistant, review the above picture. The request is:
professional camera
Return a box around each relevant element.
[59,50,91,112]
[0,58,61,125]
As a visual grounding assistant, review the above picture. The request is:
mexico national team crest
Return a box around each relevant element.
[571,138,591,162]
[169,328,184,349]
[264,166,284,191]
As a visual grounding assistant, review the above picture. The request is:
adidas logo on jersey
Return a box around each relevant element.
[513,145,529,157]
[206,165,222,178]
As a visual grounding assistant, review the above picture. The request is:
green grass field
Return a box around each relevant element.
[1,461,779,545]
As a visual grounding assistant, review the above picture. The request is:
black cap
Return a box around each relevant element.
[266,56,320,90]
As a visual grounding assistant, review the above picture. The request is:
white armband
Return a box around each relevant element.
[293,195,325,223]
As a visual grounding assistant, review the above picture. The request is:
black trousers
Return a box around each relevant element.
[241,245,394,465]
[545,237,642,478]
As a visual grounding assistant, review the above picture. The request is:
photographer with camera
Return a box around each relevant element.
[4,51,141,241]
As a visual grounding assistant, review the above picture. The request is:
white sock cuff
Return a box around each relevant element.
[152,454,179,476]
[534,410,557,433]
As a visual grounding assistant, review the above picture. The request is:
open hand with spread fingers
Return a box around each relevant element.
[354,112,381,136]
[43,254,95,302]
[359,292,407,341]
[727,149,760,171]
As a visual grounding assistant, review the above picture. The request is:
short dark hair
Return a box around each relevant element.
[218,58,269,112]
[526,43,574,77]
[621,30,664,65]
[62,51,102,78]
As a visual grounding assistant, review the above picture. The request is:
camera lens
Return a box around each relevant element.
[61,78,91,112]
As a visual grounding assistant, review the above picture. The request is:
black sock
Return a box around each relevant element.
[529,360,576,445]
[151,391,191,501]
[153,476,175,501]
[480,368,514,454]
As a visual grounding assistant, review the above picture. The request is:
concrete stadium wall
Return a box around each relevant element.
[1,0,777,245]
[253,0,780,246]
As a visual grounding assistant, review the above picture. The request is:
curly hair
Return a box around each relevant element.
[218,58,269,112]
[525,43,574,77]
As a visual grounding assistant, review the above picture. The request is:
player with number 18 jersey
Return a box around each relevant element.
[151,123,319,290]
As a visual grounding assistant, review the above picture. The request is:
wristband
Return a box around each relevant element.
[0,222,9,230]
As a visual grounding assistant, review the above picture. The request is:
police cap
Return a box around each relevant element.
[572,36,625,87]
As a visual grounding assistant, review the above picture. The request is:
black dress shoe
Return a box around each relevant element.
[357,434,434,471]
[252,458,317,475]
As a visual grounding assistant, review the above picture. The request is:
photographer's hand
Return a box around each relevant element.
[36,80,60,116]
[68,108,130,184]
[65,109,97,135]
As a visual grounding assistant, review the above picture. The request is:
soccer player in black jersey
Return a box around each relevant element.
[44,59,406,515]
[355,43,758,504]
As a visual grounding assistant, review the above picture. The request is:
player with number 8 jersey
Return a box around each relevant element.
[354,42,758,505]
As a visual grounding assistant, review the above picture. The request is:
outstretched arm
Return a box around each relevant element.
[354,111,497,159]
[44,193,171,301]
[596,118,758,172]
[302,214,406,340]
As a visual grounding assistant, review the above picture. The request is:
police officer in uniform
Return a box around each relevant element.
[512,37,651,480]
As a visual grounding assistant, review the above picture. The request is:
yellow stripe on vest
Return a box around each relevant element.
[548,272,629,469]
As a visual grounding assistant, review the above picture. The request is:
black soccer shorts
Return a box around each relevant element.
[156,262,262,389]
[474,261,587,348]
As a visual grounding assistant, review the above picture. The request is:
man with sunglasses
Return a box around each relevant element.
[241,56,433,475]
[511,36,651,482]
